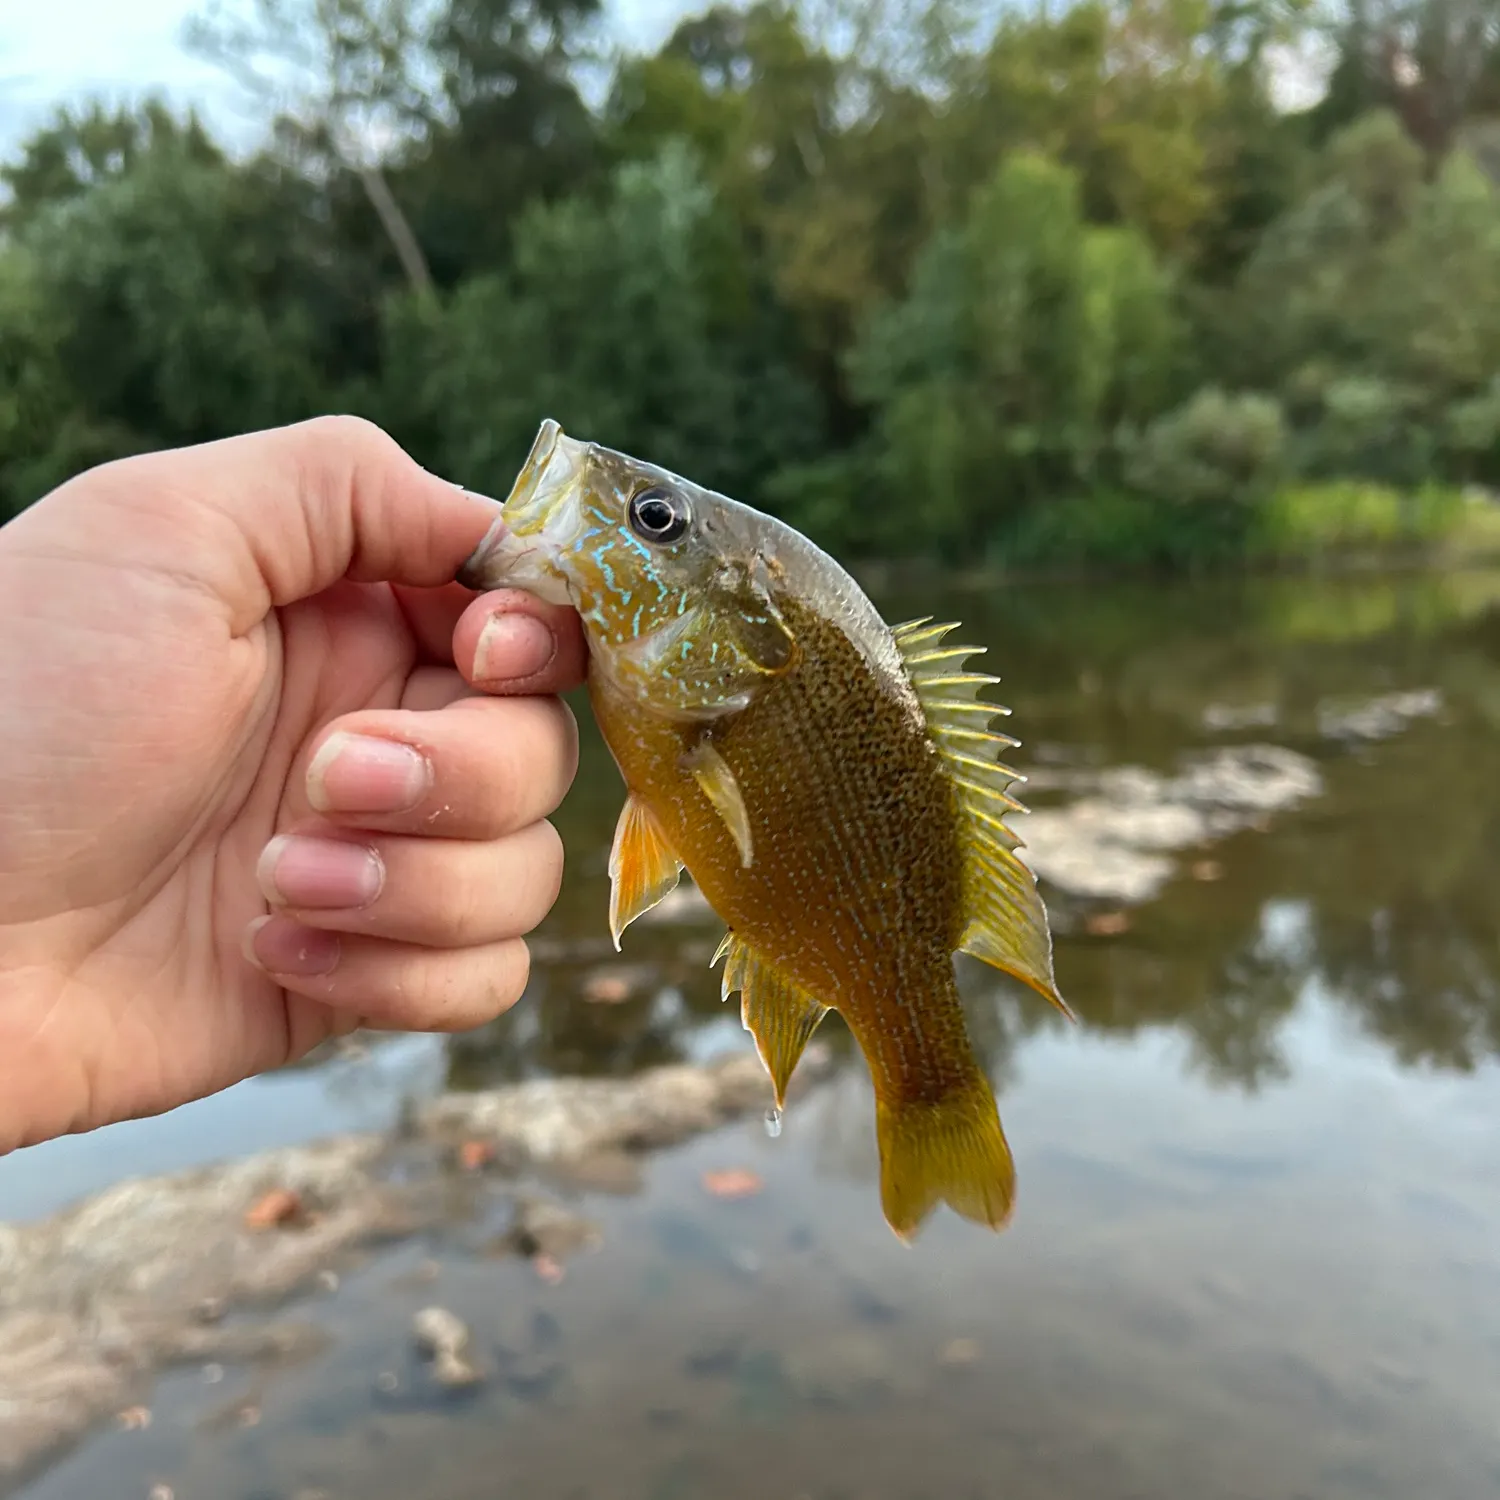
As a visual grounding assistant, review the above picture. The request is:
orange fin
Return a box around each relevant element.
[891,618,1072,1021]
[874,1072,1016,1243]
[715,933,829,1107]
[607,792,684,950]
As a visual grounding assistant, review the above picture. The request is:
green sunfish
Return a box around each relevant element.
[459,420,1070,1240]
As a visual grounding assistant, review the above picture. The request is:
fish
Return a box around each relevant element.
[458,419,1071,1241]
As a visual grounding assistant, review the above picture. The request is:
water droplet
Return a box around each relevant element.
[764,1106,783,1138]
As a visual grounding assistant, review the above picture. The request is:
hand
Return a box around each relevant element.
[0,416,586,1153]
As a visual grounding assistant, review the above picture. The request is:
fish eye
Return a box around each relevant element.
[628,487,691,545]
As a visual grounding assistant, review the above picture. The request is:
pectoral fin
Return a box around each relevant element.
[714,933,829,1107]
[892,618,1073,1020]
[608,792,684,950]
[682,741,754,867]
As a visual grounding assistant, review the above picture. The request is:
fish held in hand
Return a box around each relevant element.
[459,420,1071,1241]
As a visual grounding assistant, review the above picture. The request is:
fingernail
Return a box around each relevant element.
[257,835,384,909]
[307,732,430,814]
[473,612,555,683]
[242,915,341,976]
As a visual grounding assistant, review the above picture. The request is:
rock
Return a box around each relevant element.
[493,1194,602,1262]
[1202,702,1279,731]
[539,1150,644,1196]
[1317,688,1443,742]
[1019,745,1323,904]
[411,1307,483,1388]
[418,1048,829,1168]
[0,1135,400,1477]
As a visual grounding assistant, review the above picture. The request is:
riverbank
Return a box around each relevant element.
[845,486,1500,593]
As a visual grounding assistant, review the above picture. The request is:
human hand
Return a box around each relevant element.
[0,416,586,1153]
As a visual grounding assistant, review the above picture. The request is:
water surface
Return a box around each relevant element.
[9,567,1500,1500]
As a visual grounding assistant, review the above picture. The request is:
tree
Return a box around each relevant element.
[0,98,222,234]
[185,0,441,295]
[377,141,824,500]
[845,150,1181,555]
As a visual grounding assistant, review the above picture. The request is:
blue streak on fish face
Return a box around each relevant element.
[462,420,832,724]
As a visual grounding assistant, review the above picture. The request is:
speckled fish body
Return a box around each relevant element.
[459,420,1069,1241]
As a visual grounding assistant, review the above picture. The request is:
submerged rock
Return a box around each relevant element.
[411,1307,483,1388]
[493,1194,604,1262]
[417,1048,830,1166]
[1317,688,1443,742]
[1019,745,1323,904]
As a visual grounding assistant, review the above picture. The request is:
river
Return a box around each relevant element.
[5,566,1500,1500]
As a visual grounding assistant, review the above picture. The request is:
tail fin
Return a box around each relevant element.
[875,1074,1016,1242]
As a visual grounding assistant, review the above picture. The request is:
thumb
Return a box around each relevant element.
[25,416,505,632]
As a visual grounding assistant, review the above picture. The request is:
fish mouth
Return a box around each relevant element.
[456,418,588,604]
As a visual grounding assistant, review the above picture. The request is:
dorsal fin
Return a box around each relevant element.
[892,618,1073,1021]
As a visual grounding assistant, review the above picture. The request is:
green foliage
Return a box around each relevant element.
[1251,480,1471,559]
[6,0,1500,576]
[376,141,822,498]
[847,151,1181,557]
[1125,388,1286,508]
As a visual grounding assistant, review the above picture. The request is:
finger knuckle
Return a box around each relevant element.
[302,413,396,456]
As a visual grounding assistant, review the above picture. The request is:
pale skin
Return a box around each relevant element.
[0,416,588,1155]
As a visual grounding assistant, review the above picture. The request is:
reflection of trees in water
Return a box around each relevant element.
[443,569,1500,1096]
[1315,903,1500,1071]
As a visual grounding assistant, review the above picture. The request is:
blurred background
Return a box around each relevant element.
[8,0,1500,566]
[4,2,1500,1498]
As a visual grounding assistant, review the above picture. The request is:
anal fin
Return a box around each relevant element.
[715,934,828,1107]
[608,792,684,950]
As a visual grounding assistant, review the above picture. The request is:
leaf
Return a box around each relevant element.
[701,1168,764,1199]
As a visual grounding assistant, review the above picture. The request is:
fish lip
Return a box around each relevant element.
[456,516,514,590]
[454,418,580,592]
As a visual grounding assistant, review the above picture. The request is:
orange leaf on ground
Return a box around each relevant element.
[701,1168,764,1200]
[458,1139,494,1171]
[244,1188,305,1230]
[583,974,633,1004]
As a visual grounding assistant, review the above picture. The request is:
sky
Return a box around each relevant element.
[0,0,694,157]
[0,0,1332,161]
